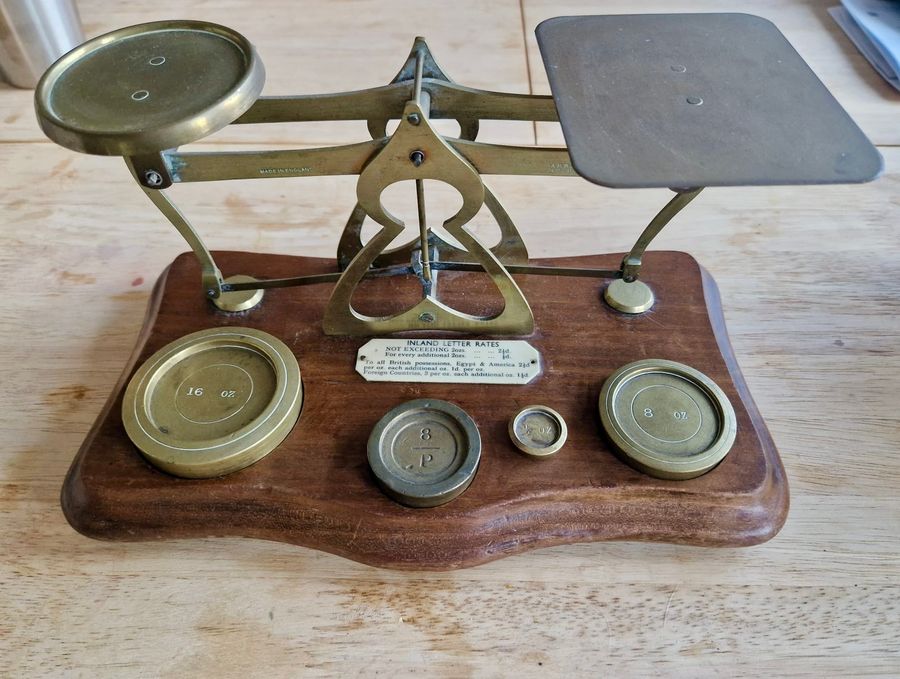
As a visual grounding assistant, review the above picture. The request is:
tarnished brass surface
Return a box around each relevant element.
[508,405,568,457]
[34,23,703,335]
[619,188,703,284]
[599,359,737,480]
[236,80,559,126]
[217,261,623,294]
[366,37,482,148]
[166,138,574,183]
[367,399,481,508]
[322,45,534,336]
[604,279,655,314]
[537,14,883,187]
[125,157,225,299]
[336,176,529,270]
[122,327,301,478]
[35,20,264,155]
[37,17,880,336]
[168,139,388,183]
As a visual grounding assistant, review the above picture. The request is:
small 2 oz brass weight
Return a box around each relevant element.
[508,405,568,457]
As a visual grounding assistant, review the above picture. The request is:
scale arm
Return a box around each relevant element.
[449,139,576,176]
[166,139,574,182]
[235,83,411,123]
[234,79,558,124]
[428,80,558,122]
[166,139,387,183]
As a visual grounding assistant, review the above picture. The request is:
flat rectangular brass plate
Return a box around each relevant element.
[536,13,883,188]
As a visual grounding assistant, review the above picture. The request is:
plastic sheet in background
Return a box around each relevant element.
[830,0,900,92]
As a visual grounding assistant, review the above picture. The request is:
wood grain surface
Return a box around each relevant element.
[63,251,787,567]
[1,1,897,676]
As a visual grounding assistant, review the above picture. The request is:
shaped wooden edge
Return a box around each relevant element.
[61,251,789,570]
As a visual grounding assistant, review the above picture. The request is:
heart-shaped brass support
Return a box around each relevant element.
[336,185,528,270]
[322,99,534,336]
[337,37,528,270]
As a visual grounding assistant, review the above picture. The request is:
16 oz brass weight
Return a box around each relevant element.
[122,327,302,478]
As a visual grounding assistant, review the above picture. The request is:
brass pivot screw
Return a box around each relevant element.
[406,112,421,125]
[143,170,164,187]
[409,150,425,167]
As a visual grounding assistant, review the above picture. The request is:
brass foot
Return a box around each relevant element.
[604,279,654,314]
[213,275,264,312]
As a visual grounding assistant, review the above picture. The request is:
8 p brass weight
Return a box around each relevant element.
[122,327,302,478]
[368,399,481,508]
[599,359,737,479]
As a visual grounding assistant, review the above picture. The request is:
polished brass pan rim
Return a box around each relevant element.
[35,20,265,156]
[599,359,737,480]
[122,327,301,478]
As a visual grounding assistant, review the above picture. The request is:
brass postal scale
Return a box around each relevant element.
[36,14,881,568]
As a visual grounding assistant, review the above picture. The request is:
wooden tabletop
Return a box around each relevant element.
[1,1,897,676]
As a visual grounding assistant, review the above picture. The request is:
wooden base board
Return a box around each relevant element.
[62,250,788,569]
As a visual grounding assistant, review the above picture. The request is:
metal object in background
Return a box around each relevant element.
[0,0,83,88]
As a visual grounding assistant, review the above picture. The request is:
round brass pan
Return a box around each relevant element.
[122,327,301,478]
[35,20,265,155]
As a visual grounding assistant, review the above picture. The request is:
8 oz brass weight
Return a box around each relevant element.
[599,359,737,479]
